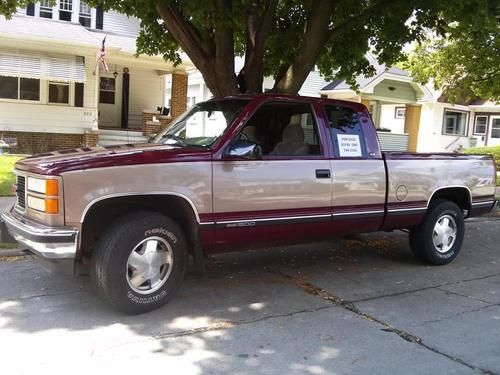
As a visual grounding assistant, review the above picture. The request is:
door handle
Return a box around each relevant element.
[315,169,331,179]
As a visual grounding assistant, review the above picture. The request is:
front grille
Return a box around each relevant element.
[16,175,26,209]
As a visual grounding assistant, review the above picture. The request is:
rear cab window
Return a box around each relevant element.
[325,105,367,158]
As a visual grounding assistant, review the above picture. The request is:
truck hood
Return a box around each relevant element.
[15,143,212,175]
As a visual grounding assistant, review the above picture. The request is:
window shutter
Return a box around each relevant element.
[26,3,35,16]
[96,6,104,29]
[75,83,84,107]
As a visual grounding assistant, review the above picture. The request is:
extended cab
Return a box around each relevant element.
[2,95,497,314]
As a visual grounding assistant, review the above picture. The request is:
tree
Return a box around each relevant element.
[400,12,500,103]
[2,1,497,97]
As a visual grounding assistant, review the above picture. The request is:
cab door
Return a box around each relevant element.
[212,100,333,249]
[323,104,386,234]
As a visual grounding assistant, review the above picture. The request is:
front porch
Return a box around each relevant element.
[320,67,433,152]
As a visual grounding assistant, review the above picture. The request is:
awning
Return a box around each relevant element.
[0,50,86,82]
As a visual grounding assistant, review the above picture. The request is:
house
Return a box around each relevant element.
[0,1,191,152]
[164,56,330,109]
[319,54,500,152]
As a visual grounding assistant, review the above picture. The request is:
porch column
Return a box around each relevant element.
[404,105,422,152]
[170,71,188,120]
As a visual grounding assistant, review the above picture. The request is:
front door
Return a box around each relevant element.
[488,116,500,146]
[212,100,332,249]
[98,75,121,128]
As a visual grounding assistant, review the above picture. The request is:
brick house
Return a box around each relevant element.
[0,1,191,153]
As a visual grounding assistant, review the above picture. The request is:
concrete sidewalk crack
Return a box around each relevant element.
[266,267,496,375]
[153,305,335,340]
[0,289,85,303]
[349,272,500,304]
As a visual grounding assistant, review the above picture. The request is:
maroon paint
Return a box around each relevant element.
[15,144,212,175]
[382,213,426,230]
[386,201,427,210]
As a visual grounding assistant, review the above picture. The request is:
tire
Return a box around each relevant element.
[90,211,187,314]
[409,199,464,265]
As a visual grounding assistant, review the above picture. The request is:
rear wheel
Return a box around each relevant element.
[90,211,187,314]
[409,199,464,265]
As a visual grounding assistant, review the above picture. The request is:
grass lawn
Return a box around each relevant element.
[0,155,23,196]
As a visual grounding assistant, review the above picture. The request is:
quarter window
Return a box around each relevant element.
[0,76,40,101]
[443,109,468,136]
[473,115,488,135]
[325,105,366,158]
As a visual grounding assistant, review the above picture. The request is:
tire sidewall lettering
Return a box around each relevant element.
[144,228,178,243]
[127,290,168,304]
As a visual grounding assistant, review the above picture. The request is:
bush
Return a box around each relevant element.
[463,145,500,165]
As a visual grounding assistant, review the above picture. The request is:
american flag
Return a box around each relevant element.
[97,36,109,71]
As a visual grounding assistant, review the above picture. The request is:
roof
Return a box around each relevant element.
[321,53,409,91]
[0,14,100,47]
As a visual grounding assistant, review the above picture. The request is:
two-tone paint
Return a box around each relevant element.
[3,94,497,272]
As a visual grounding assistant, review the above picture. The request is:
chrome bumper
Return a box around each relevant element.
[1,210,78,274]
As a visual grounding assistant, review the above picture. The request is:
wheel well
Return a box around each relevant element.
[429,187,471,212]
[79,195,200,261]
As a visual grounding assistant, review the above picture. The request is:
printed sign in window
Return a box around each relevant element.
[337,134,362,157]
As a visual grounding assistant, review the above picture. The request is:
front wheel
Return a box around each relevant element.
[409,199,465,265]
[90,211,187,314]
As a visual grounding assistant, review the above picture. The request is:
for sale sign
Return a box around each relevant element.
[337,134,362,157]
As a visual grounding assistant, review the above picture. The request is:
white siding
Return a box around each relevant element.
[380,104,405,133]
[103,10,140,37]
[416,103,473,153]
[16,7,26,15]
[0,51,97,134]
[128,67,164,128]
[298,70,329,97]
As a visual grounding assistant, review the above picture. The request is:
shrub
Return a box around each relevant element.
[463,145,500,165]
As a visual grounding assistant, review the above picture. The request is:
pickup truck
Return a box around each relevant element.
[2,94,497,314]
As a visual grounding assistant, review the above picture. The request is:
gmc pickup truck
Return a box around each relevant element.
[2,94,497,314]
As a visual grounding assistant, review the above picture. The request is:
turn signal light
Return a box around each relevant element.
[45,198,59,214]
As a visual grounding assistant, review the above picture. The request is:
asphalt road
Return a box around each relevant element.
[0,210,498,374]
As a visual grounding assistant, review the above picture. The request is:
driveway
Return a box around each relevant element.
[0,214,498,374]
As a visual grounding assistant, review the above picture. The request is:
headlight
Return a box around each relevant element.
[27,177,58,196]
[26,176,60,214]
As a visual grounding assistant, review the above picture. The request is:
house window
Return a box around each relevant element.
[48,82,70,104]
[39,0,53,18]
[0,76,40,101]
[394,106,406,119]
[59,0,73,21]
[443,109,468,136]
[79,1,91,27]
[473,115,488,135]
[99,77,115,104]
[491,118,500,139]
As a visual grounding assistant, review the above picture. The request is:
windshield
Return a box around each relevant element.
[153,99,250,147]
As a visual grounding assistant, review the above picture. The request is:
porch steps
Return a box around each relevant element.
[98,129,148,146]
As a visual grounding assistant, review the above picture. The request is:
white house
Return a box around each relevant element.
[0,1,191,152]
[164,56,330,109]
[319,54,500,152]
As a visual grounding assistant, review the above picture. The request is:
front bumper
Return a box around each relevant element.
[1,209,78,274]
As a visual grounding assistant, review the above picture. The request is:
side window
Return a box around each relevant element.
[325,105,366,158]
[240,102,321,157]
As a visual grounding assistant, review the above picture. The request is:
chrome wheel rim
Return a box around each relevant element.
[126,236,173,294]
[432,214,457,253]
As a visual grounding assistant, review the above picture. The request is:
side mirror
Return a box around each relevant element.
[225,140,262,160]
